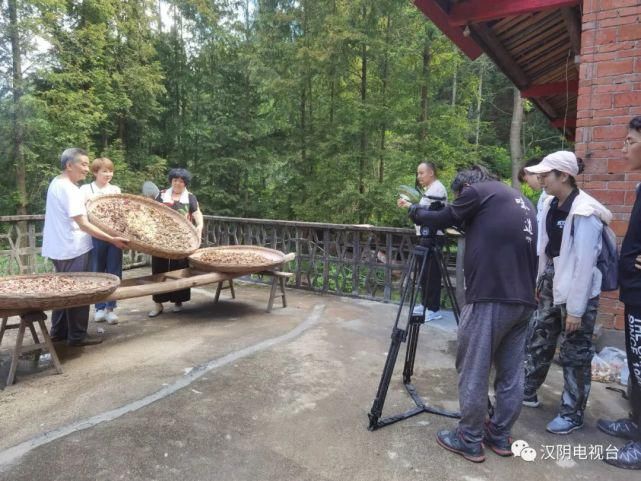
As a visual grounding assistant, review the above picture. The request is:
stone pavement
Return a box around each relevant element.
[0,275,633,480]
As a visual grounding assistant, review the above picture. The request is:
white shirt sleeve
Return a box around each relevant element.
[66,183,87,218]
[426,181,448,202]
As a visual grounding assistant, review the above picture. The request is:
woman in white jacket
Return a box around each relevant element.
[522,151,612,435]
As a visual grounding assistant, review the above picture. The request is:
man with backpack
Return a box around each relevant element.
[598,116,641,470]
[522,151,613,435]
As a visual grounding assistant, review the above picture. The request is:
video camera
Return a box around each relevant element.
[418,194,446,238]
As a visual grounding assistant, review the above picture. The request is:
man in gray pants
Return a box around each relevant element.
[42,148,128,346]
[399,165,538,463]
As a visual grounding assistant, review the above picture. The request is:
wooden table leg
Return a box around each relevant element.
[267,276,278,313]
[36,318,62,375]
[0,317,7,346]
[279,277,287,308]
[6,318,26,387]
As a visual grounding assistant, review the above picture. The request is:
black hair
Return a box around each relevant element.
[168,167,192,187]
[550,157,584,189]
[630,116,641,132]
[517,157,542,184]
[451,164,498,195]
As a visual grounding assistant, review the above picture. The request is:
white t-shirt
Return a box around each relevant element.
[536,189,549,225]
[79,181,121,203]
[415,180,448,236]
[42,176,93,260]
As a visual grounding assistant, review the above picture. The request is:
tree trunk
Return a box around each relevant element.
[301,87,307,166]
[379,14,391,183]
[510,87,524,188]
[475,62,484,148]
[451,63,458,107]
[9,0,27,216]
[358,5,368,223]
[418,38,431,141]
[359,42,367,197]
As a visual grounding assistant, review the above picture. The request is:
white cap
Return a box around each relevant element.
[524,151,578,176]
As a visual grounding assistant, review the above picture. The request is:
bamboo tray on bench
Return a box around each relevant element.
[87,193,200,259]
[189,246,286,274]
[0,272,120,311]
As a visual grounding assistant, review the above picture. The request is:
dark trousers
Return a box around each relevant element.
[457,302,533,443]
[51,251,92,342]
[417,237,443,312]
[625,304,641,440]
[91,237,122,310]
[524,263,599,423]
[151,256,190,304]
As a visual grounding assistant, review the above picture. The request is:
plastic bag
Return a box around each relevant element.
[599,347,627,374]
[592,354,616,383]
[621,364,630,386]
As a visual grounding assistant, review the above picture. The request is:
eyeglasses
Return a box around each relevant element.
[624,138,640,148]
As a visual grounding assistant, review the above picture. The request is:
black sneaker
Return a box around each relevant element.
[484,422,513,457]
[597,418,640,441]
[67,335,103,347]
[436,429,485,463]
[604,441,641,470]
[523,392,540,408]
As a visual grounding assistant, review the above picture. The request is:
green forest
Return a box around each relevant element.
[1,0,570,226]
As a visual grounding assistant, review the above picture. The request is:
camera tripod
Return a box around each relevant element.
[368,239,462,430]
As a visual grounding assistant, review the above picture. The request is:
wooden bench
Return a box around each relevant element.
[0,312,63,386]
[212,271,293,312]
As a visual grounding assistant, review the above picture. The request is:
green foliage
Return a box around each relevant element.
[0,0,565,225]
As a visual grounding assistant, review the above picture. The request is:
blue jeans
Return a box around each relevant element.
[92,237,123,310]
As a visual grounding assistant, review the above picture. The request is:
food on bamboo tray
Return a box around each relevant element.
[189,246,285,274]
[87,194,200,259]
[0,272,120,311]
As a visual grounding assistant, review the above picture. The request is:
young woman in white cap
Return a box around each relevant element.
[522,151,612,435]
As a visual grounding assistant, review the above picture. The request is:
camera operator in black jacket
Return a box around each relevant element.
[397,165,537,463]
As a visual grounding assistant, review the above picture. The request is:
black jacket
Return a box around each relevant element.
[409,181,538,307]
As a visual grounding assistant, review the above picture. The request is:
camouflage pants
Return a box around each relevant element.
[524,262,599,423]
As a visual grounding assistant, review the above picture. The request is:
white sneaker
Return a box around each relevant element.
[426,310,443,322]
[105,311,119,325]
[148,303,164,317]
[94,309,106,322]
[412,304,426,316]
[172,303,183,313]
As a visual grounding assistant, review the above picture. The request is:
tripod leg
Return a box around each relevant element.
[403,323,420,383]
[435,245,461,324]
[369,247,425,430]
[402,246,429,384]
[368,327,406,430]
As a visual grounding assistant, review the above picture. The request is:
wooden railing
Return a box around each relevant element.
[0,215,148,274]
[0,215,465,304]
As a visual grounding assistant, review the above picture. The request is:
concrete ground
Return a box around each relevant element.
[0,270,634,481]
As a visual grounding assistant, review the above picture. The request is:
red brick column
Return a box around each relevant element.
[576,0,641,330]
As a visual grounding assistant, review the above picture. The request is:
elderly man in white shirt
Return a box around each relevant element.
[42,148,127,346]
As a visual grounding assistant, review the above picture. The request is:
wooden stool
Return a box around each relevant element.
[214,279,236,303]
[0,312,63,386]
[266,271,293,313]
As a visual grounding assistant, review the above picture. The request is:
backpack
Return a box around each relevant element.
[597,224,619,292]
[570,219,619,291]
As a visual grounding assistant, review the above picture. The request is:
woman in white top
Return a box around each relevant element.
[518,157,549,227]
[80,158,123,324]
[413,162,448,322]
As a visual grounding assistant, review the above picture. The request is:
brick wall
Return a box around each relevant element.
[576,0,641,330]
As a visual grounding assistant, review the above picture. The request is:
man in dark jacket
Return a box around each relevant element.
[398,165,538,463]
[598,116,641,470]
